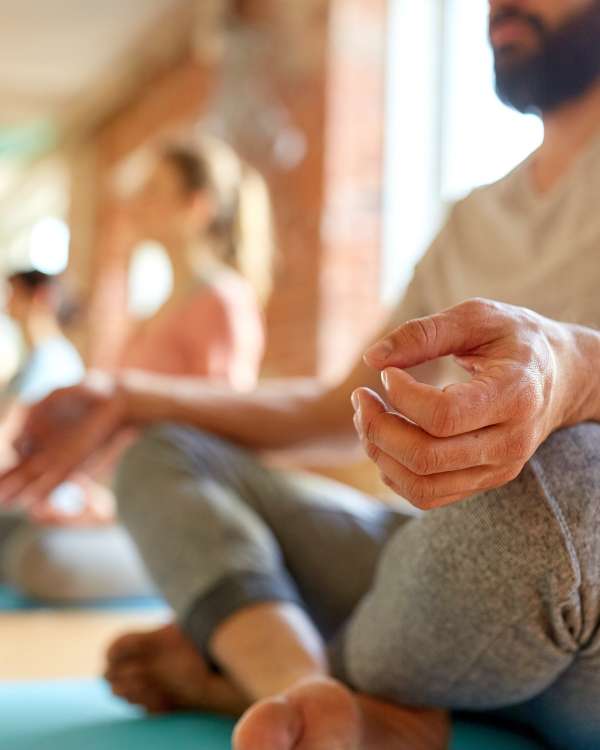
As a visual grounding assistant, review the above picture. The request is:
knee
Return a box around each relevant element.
[533,422,600,481]
[4,526,72,602]
[457,422,600,548]
[114,423,225,518]
[526,422,600,551]
[114,424,183,515]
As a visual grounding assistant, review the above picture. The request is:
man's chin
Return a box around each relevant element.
[493,40,538,70]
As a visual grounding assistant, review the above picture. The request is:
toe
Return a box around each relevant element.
[106,632,150,665]
[233,697,302,750]
[110,675,171,714]
[105,659,148,686]
[108,624,180,665]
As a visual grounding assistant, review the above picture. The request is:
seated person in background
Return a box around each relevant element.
[1,144,269,603]
[2,1,600,749]
[0,270,85,577]
[1,270,84,409]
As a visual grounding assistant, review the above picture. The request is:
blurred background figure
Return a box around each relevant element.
[0,0,555,689]
[1,270,83,409]
[0,270,84,577]
[108,143,268,386]
[0,141,270,603]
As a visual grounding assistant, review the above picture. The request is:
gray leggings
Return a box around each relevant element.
[0,521,154,602]
[114,422,600,750]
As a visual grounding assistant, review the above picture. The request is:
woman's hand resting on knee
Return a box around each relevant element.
[0,372,126,513]
[353,298,600,509]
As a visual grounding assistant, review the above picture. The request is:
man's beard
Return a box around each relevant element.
[492,1,600,115]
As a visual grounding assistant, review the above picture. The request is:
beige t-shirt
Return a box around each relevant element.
[391,132,600,385]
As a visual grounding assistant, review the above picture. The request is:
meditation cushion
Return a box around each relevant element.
[0,678,546,750]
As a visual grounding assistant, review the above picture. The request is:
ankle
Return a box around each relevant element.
[210,602,328,700]
[359,695,451,750]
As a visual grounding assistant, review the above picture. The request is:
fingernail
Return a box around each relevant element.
[351,391,360,411]
[381,369,390,390]
[353,413,364,439]
[365,339,393,363]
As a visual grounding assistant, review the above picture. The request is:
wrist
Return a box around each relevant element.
[114,369,184,425]
[559,324,600,428]
[114,370,146,424]
[85,369,130,428]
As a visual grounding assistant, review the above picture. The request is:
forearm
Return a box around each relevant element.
[117,370,356,452]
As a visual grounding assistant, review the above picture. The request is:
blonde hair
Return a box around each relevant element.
[165,138,275,306]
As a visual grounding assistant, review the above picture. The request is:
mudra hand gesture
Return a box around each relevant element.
[353,298,593,509]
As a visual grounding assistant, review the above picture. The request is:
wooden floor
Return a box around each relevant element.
[0,608,168,681]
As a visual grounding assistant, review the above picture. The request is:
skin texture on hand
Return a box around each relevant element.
[0,372,125,513]
[352,298,595,510]
[2,297,598,516]
[28,475,116,527]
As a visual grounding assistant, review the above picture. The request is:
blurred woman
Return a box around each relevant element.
[3,143,272,602]
[1,271,84,407]
[115,144,269,386]
[0,271,85,577]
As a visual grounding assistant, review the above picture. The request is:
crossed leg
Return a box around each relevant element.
[107,423,600,750]
[107,425,447,746]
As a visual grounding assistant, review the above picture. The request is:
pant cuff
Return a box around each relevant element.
[327,628,352,685]
[181,570,304,655]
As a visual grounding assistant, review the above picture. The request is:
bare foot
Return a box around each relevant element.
[105,623,249,715]
[233,677,450,750]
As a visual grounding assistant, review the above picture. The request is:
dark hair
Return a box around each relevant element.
[7,270,80,327]
[7,270,56,291]
[162,146,212,194]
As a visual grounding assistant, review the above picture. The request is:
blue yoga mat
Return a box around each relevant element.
[0,679,234,750]
[0,584,167,613]
[0,678,545,750]
[452,722,545,750]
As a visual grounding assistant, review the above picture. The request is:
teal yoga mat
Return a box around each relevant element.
[0,679,235,750]
[0,678,545,750]
[0,584,167,613]
[451,722,545,750]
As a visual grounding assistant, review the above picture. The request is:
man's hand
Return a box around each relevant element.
[353,298,595,509]
[0,372,126,511]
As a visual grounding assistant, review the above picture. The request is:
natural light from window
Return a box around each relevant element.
[29,217,70,275]
[382,0,544,302]
[441,0,544,201]
[128,242,173,318]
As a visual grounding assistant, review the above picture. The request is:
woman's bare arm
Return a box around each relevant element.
[119,354,384,451]
[0,332,385,509]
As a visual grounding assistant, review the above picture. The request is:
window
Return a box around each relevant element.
[382,0,544,302]
[29,217,70,274]
[128,242,173,318]
[441,0,543,202]
[381,0,444,301]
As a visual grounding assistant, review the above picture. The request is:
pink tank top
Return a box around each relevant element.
[119,269,264,390]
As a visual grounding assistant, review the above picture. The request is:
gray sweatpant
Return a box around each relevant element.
[114,422,600,750]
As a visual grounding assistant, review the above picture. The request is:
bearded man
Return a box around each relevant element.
[2,1,600,748]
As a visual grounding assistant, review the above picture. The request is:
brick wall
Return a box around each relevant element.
[86,58,216,367]
[69,0,388,381]
[320,0,388,380]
